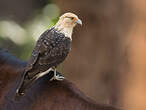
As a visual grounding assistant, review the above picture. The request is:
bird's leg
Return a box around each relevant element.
[50,67,64,81]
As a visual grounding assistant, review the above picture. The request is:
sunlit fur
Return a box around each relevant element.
[55,12,80,40]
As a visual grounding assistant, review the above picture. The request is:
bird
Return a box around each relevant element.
[15,12,82,100]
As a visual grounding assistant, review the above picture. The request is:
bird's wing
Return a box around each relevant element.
[15,29,55,98]
[25,28,54,77]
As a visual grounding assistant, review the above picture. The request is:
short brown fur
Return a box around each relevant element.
[0,49,122,110]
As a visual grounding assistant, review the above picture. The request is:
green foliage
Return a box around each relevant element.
[52,17,59,26]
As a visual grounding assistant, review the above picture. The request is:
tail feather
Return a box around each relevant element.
[15,75,37,101]
[14,70,55,101]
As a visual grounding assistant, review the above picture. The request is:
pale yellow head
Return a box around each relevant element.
[55,12,82,39]
[57,12,82,28]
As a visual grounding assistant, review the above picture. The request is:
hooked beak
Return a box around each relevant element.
[76,19,82,25]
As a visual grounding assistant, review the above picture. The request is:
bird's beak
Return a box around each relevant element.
[76,19,82,25]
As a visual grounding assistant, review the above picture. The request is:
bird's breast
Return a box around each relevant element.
[48,34,71,57]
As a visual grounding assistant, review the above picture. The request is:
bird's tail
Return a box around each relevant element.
[15,74,37,101]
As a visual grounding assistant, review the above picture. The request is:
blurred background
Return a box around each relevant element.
[0,0,146,110]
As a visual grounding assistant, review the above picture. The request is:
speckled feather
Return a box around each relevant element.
[25,27,71,78]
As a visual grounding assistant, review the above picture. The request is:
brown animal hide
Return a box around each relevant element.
[0,49,122,110]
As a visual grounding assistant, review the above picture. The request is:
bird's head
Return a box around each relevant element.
[58,12,82,28]
[55,12,82,39]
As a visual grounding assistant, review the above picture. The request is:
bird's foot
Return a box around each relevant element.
[50,72,64,81]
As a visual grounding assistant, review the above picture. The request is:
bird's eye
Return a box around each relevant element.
[70,17,74,20]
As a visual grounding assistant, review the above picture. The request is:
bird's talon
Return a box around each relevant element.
[50,73,65,81]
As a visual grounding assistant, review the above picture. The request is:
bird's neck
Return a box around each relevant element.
[54,23,73,40]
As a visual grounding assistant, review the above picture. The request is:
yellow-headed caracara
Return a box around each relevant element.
[15,12,82,100]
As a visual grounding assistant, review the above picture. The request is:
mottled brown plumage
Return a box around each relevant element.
[15,12,82,100]
[26,28,71,78]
